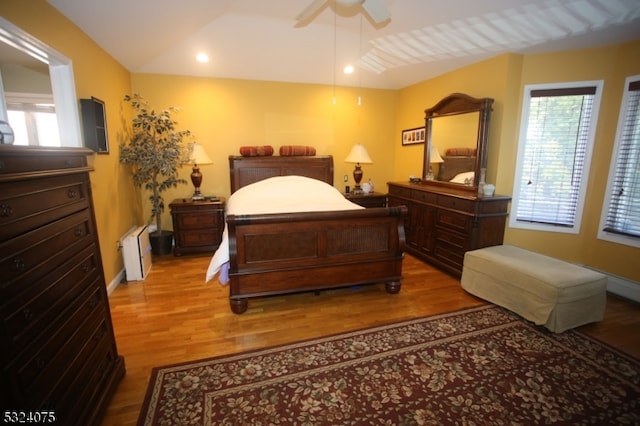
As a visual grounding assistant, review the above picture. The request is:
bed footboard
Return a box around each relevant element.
[226,206,407,314]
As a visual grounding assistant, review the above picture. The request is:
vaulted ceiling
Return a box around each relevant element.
[47,0,640,89]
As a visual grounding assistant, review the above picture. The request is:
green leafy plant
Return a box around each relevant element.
[119,93,193,234]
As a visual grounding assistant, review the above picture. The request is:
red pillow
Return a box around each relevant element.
[279,145,316,156]
[239,145,274,157]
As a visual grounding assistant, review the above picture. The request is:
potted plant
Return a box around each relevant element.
[119,93,192,255]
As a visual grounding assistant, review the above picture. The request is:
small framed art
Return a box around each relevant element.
[402,127,425,146]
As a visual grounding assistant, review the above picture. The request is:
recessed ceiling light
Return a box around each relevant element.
[196,52,209,63]
[343,65,354,74]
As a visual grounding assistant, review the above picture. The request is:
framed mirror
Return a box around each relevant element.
[422,93,493,191]
[0,17,82,147]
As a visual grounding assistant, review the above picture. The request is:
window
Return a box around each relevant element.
[5,93,60,147]
[510,82,602,233]
[598,76,640,248]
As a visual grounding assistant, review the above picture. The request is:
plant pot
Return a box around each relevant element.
[149,230,173,256]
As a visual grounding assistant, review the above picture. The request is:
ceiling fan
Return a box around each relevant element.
[296,0,391,24]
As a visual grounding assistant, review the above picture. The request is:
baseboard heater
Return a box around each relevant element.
[121,225,152,281]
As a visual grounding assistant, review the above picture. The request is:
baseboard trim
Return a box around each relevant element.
[107,268,126,295]
[586,267,640,304]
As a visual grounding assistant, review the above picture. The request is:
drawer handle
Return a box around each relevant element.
[35,357,46,370]
[74,228,83,238]
[22,309,33,322]
[82,262,91,273]
[93,327,106,342]
[68,189,77,199]
[0,203,12,217]
[12,258,25,271]
[64,159,73,167]
[89,296,99,309]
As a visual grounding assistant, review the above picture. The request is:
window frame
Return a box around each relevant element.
[598,75,640,249]
[509,80,603,234]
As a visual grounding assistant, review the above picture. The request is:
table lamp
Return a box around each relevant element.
[426,145,444,180]
[345,144,373,192]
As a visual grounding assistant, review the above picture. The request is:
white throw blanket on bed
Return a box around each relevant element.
[206,175,363,284]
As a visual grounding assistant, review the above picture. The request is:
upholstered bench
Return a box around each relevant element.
[461,245,607,333]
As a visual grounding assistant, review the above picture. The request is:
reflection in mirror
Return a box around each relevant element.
[422,93,493,191]
[0,17,81,147]
[429,112,478,182]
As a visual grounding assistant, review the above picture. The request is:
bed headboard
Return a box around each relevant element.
[437,155,477,182]
[229,155,334,193]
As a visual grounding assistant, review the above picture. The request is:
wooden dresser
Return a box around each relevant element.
[0,146,125,425]
[388,181,510,277]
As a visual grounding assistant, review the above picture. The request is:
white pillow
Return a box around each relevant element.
[450,171,475,184]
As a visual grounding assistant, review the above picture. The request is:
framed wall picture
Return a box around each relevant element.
[402,127,425,146]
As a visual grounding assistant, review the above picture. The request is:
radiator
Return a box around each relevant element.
[121,225,152,281]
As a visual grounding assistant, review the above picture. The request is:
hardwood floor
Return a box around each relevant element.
[100,253,640,425]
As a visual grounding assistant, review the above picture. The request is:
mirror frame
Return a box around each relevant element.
[422,93,494,192]
[0,16,82,147]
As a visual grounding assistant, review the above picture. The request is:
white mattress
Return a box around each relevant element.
[206,175,362,283]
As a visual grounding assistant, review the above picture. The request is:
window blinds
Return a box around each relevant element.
[516,86,596,227]
[603,80,640,238]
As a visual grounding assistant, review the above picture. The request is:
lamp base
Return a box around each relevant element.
[191,165,205,201]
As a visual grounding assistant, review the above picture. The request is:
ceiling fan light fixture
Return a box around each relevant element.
[296,0,390,25]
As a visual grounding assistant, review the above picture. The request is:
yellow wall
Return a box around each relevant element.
[129,74,398,230]
[1,1,137,287]
[507,41,640,282]
[395,44,640,282]
[3,1,639,286]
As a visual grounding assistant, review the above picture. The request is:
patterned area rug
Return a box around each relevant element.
[138,305,640,425]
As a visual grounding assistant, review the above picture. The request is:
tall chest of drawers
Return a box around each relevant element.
[0,146,125,425]
[388,182,510,278]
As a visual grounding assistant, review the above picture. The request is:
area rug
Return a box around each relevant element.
[138,305,640,425]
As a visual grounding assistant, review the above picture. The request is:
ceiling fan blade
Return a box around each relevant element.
[296,0,329,22]
[362,0,390,23]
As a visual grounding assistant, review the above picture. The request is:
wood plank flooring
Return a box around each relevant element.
[100,253,640,425]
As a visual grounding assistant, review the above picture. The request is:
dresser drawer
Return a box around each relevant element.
[437,194,475,212]
[412,190,437,204]
[387,185,411,198]
[0,174,90,242]
[176,211,222,229]
[0,151,88,175]
[0,209,95,290]
[8,283,107,405]
[434,244,465,272]
[59,337,120,424]
[435,228,466,251]
[176,228,221,248]
[436,209,472,234]
[2,245,102,358]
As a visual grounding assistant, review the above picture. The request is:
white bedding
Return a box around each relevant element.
[206,175,363,283]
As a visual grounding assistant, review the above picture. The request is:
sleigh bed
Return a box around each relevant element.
[208,155,406,314]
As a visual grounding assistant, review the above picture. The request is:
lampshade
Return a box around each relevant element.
[189,143,213,165]
[345,144,373,164]
[429,145,444,163]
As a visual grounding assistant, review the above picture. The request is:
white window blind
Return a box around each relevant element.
[601,79,640,242]
[512,85,599,231]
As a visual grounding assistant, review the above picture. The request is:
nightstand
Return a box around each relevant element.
[170,197,225,256]
[345,191,387,208]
